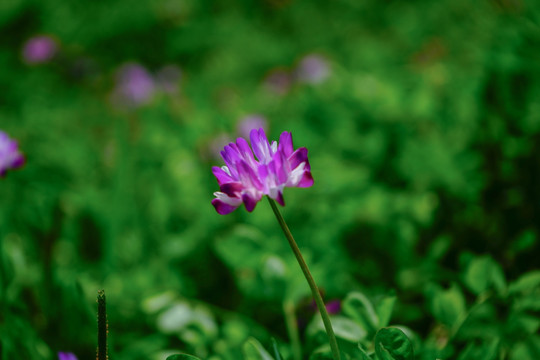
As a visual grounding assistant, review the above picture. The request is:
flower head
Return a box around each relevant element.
[111,63,155,108]
[212,128,313,215]
[325,299,341,314]
[295,54,330,84]
[58,352,77,360]
[22,35,58,64]
[0,131,25,177]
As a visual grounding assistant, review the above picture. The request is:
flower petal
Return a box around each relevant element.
[213,191,242,205]
[269,187,285,206]
[0,131,24,175]
[250,128,273,163]
[220,148,239,178]
[278,131,294,157]
[288,147,310,170]
[297,170,314,187]
[276,190,285,206]
[237,160,263,190]
[212,166,233,185]
[287,162,305,186]
[242,193,260,212]
[220,182,243,197]
[11,154,25,167]
[212,198,239,215]
[258,163,269,180]
[236,137,257,168]
[277,150,289,182]
[212,191,242,215]
[58,352,78,360]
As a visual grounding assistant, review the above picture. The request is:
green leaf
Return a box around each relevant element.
[243,337,275,360]
[308,346,333,360]
[332,316,368,342]
[509,270,540,294]
[309,353,333,360]
[375,294,397,328]
[306,315,367,343]
[342,292,379,335]
[374,327,414,360]
[510,334,540,359]
[356,344,373,360]
[334,340,374,360]
[166,355,202,360]
[431,284,466,328]
[506,313,540,337]
[513,294,540,312]
[464,255,506,295]
[457,339,499,360]
[271,338,283,360]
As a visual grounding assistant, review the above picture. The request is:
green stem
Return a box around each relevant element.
[97,290,108,360]
[283,299,302,360]
[267,198,341,360]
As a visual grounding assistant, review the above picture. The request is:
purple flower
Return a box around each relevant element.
[58,352,77,360]
[0,131,25,177]
[237,115,268,139]
[309,298,341,315]
[22,35,58,64]
[156,64,182,94]
[111,63,155,108]
[295,54,330,84]
[325,300,341,315]
[212,128,313,215]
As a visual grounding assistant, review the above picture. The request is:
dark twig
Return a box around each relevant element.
[97,290,108,360]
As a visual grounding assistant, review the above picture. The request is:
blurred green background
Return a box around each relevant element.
[1,0,540,359]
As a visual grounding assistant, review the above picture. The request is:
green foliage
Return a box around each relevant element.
[456,339,499,360]
[463,255,506,295]
[1,0,540,359]
[166,355,203,360]
[271,338,283,360]
[429,284,466,328]
[342,292,380,337]
[243,338,275,360]
[374,328,414,360]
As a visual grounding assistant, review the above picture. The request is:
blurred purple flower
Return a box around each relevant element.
[212,128,313,214]
[309,299,341,315]
[0,131,25,177]
[112,63,155,108]
[156,64,182,94]
[325,300,341,315]
[237,115,268,139]
[298,296,341,330]
[22,35,57,64]
[295,54,330,84]
[263,69,291,95]
[58,352,77,360]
